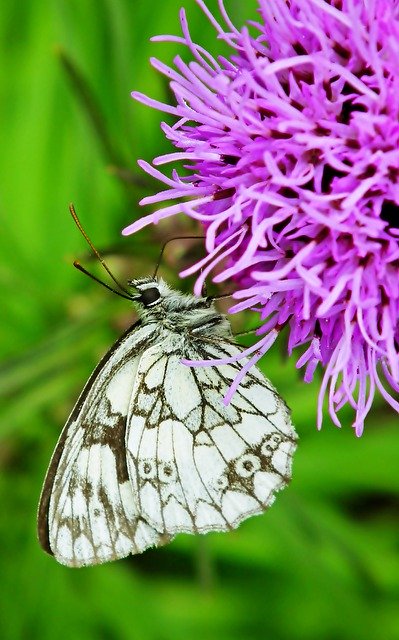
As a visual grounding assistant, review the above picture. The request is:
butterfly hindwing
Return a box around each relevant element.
[38,322,171,567]
[126,338,297,537]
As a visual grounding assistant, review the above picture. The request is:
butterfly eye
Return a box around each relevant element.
[140,287,161,307]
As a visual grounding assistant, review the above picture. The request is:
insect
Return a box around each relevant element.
[37,206,297,567]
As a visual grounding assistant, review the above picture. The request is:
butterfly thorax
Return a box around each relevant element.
[131,278,232,339]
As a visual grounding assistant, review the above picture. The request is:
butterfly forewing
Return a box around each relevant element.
[126,338,296,537]
[38,322,171,567]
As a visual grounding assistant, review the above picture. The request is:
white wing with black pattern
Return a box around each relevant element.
[126,338,297,537]
[38,322,169,567]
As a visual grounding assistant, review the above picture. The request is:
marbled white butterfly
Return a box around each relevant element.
[37,208,297,567]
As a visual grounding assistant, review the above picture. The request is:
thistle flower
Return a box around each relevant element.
[123,0,399,435]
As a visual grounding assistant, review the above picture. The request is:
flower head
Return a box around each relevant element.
[124,0,399,435]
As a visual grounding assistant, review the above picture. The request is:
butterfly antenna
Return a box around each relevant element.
[211,292,235,301]
[73,261,135,301]
[153,235,205,277]
[69,203,130,295]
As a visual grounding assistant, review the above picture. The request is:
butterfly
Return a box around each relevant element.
[37,210,297,567]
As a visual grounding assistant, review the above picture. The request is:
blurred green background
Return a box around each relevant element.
[1,1,399,639]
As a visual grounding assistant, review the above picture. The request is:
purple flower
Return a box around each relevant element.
[123,0,399,435]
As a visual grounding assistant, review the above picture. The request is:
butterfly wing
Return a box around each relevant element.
[126,338,297,536]
[38,322,169,567]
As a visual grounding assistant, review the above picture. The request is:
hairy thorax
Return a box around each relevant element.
[138,286,232,340]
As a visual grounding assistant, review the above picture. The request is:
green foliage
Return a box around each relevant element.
[0,2,398,639]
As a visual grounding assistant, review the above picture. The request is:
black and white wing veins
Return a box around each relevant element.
[127,338,296,536]
[38,322,169,567]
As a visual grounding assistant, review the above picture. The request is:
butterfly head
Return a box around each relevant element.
[127,276,223,326]
[128,277,162,308]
